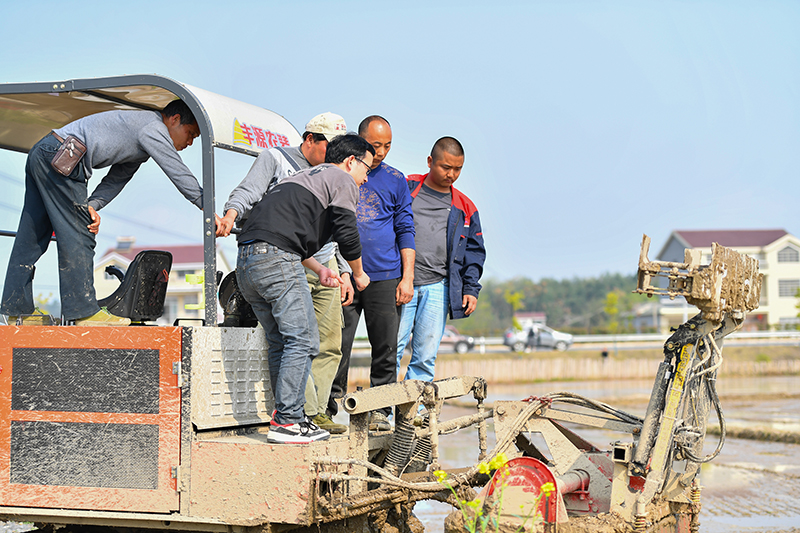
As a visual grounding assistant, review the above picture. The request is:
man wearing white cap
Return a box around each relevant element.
[218,112,348,231]
[218,112,351,435]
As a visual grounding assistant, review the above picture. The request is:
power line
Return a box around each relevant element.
[0,173,23,187]
[0,201,198,243]
[98,210,198,242]
[0,200,21,214]
[2,163,200,241]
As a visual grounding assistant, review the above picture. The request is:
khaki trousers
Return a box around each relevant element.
[304,258,343,417]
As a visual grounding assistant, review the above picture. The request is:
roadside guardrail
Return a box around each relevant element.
[572,330,800,343]
[353,330,800,351]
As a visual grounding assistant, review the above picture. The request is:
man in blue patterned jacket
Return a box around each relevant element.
[328,116,415,432]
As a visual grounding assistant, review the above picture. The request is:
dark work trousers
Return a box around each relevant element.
[328,278,400,417]
[1,133,98,320]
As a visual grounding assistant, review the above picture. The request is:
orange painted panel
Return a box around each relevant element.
[0,325,182,513]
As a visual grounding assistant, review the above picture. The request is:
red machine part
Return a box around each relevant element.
[487,457,593,524]
[487,457,559,523]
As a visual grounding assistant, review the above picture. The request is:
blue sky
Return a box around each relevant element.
[1,0,798,301]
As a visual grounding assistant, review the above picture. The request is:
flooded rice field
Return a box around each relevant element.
[414,375,800,533]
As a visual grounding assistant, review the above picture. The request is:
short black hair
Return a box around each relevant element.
[162,99,197,126]
[358,115,390,137]
[325,134,376,164]
[302,131,328,143]
[431,136,464,161]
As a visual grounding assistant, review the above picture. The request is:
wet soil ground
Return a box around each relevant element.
[414,375,800,533]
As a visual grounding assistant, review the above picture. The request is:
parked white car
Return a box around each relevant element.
[503,324,573,352]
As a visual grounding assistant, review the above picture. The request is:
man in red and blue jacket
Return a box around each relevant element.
[397,137,486,382]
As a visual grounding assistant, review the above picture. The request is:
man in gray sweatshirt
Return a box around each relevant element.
[217,112,352,435]
[1,100,209,326]
[235,134,373,444]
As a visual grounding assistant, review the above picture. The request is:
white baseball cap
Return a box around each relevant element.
[305,112,347,141]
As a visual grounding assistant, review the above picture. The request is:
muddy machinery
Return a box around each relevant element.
[318,234,762,533]
[0,75,762,533]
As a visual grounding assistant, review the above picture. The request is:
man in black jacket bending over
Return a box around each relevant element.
[235,134,374,444]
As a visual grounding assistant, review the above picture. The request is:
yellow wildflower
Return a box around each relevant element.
[465,499,481,509]
[488,452,508,470]
[433,470,448,483]
[540,482,556,496]
[478,462,491,474]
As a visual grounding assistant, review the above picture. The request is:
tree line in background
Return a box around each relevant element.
[30,273,646,335]
[34,274,800,330]
[27,276,800,333]
[452,273,652,337]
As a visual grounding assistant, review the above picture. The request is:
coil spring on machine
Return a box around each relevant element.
[691,484,701,505]
[385,418,416,471]
[689,483,702,533]
[384,415,432,474]
[407,416,432,472]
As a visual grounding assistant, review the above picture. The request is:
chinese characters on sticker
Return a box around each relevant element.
[233,119,290,149]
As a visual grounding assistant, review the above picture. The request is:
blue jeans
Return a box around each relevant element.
[237,243,319,425]
[396,279,449,382]
[1,133,98,320]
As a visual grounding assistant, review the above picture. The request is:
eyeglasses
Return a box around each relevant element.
[354,157,371,173]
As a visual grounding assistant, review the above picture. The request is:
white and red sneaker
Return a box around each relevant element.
[267,417,330,444]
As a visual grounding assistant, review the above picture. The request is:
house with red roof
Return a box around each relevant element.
[93,237,232,325]
[656,229,800,330]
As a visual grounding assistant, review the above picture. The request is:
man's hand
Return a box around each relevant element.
[397,248,415,306]
[340,272,354,306]
[318,267,343,288]
[216,209,238,237]
[353,271,370,292]
[87,206,101,234]
[396,277,414,306]
[463,295,478,316]
[346,258,370,292]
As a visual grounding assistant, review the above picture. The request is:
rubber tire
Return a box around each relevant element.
[512,341,525,352]
[555,341,568,352]
[454,341,470,354]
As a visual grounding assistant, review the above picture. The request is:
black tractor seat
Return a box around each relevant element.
[218,270,258,327]
[99,250,172,323]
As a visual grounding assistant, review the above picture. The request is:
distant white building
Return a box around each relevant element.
[94,237,232,325]
[657,229,800,330]
[631,301,662,333]
[513,311,547,330]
